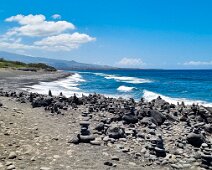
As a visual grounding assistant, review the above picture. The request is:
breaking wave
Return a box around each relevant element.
[23,73,88,97]
[143,90,212,107]
[93,72,152,84]
[117,85,135,92]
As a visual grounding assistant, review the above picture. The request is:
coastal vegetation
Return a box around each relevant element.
[0,58,57,71]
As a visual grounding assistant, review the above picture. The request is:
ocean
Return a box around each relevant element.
[25,69,212,107]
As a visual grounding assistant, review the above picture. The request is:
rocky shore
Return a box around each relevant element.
[0,70,211,170]
[0,86,212,169]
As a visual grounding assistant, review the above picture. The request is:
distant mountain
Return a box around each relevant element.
[0,51,117,70]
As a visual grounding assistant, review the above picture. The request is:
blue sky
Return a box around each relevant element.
[0,0,212,69]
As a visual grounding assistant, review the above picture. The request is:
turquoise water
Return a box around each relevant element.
[26,70,212,106]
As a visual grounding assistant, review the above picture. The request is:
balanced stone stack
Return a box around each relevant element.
[155,135,166,157]
[79,121,95,143]
[200,142,212,169]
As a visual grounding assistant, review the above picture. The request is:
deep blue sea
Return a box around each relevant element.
[25,70,212,106]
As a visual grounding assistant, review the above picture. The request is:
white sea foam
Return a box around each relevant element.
[93,72,108,76]
[23,73,88,97]
[92,72,152,84]
[105,75,152,84]
[143,90,212,107]
[117,85,135,92]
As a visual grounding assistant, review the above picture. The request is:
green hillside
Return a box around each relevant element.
[0,58,56,71]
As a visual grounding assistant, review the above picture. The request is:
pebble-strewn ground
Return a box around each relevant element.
[0,96,155,170]
[0,89,211,170]
[0,70,211,170]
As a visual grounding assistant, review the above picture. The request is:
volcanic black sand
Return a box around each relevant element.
[0,69,211,170]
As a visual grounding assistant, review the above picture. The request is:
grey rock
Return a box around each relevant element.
[7,165,15,170]
[187,133,205,147]
[107,125,125,139]
[104,161,113,166]
[111,155,119,161]
[8,152,16,159]
[68,135,79,144]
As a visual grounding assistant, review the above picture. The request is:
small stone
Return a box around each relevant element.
[7,165,15,170]
[170,164,180,169]
[90,140,101,145]
[182,164,191,168]
[129,162,136,166]
[104,161,113,166]
[67,150,72,156]
[122,147,130,153]
[111,155,119,161]
[68,136,79,144]
[113,163,117,167]
[40,167,51,170]
[31,156,36,161]
[53,155,60,159]
[8,152,16,159]
[201,143,208,148]
[5,162,13,166]
[95,123,104,131]
[141,148,146,154]
[135,153,142,157]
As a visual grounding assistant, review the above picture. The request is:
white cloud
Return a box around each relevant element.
[183,61,212,66]
[34,33,96,51]
[5,14,75,37]
[5,14,45,25]
[52,14,61,19]
[117,57,146,67]
[0,14,96,52]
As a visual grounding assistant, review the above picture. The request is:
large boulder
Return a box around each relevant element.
[107,125,125,139]
[122,114,138,124]
[95,123,105,131]
[149,110,166,126]
[140,117,156,125]
[187,133,205,147]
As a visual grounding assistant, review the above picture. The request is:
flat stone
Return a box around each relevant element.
[79,135,95,143]
[103,136,109,142]
[90,140,101,145]
[104,161,113,166]
[170,164,180,169]
[79,121,90,126]
[40,167,51,170]
[7,165,15,170]
[182,164,191,168]
[129,162,136,166]
[111,155,119,161]
[5,162,13,166]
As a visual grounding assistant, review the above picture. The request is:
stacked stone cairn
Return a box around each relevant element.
[200,142,212,169]
[79,120,95,143]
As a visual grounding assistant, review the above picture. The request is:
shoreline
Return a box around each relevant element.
[0,69,212,169]
[0,69,72,91]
